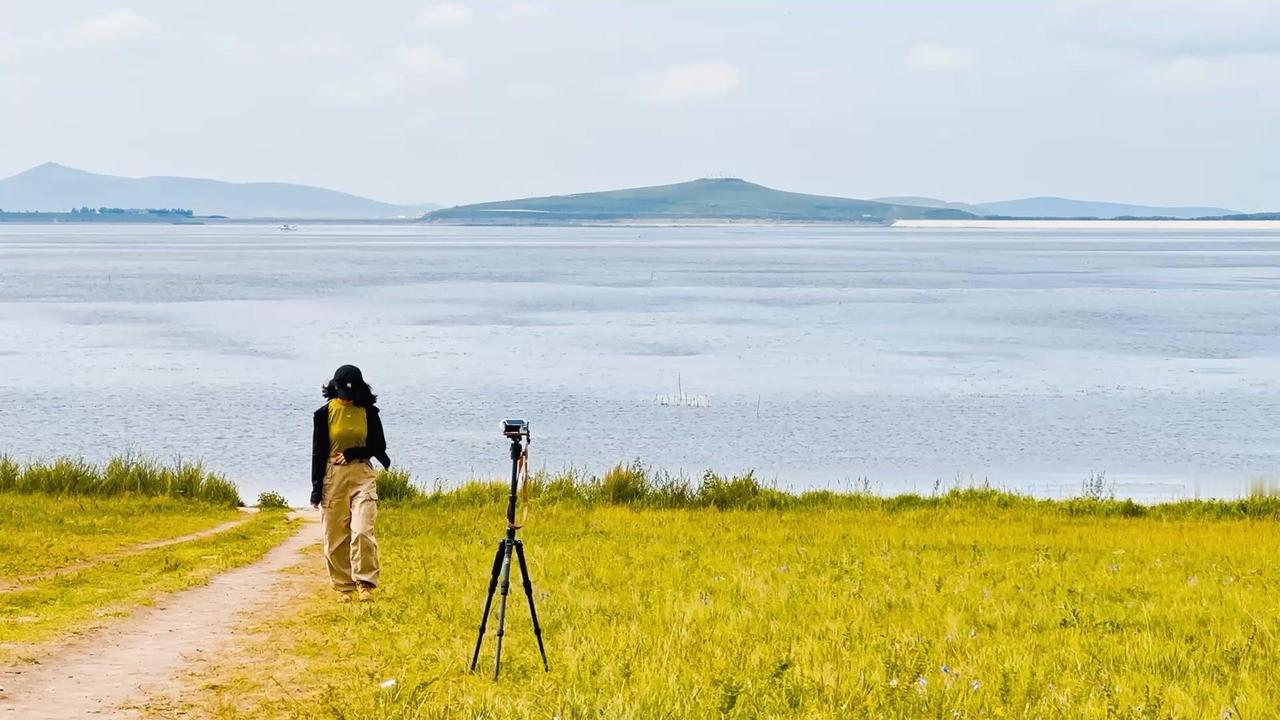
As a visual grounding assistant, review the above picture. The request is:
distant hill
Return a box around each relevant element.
[976,196,1239,219]
[0,163,437,219]
[873,196,990,215]
[425,178,974,224]
[876,194,1241,219]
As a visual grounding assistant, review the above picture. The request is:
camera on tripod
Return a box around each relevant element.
[471,416,547,679]
[501,418,529,439]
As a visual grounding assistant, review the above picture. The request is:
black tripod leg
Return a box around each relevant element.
[514,540,550,671]
[469,541,506,672]
[493,540,515,680]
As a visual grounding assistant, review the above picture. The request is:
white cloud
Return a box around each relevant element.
[394,45,464,78]
[320,44,462,104]
[66,9,160,49]
[501,2,550,21]
[288,35,355,62]
[418,3,473,28]
[647,62,739,102]
[902,42,977,73]
[320,73,404,104]
[1129,54,1280,94]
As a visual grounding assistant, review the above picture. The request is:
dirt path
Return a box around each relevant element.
[0,510,260,594]
[0,515,320,720]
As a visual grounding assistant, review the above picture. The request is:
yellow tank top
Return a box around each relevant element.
[328,399,367,456]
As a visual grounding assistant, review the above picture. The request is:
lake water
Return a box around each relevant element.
[2,223,1279,504]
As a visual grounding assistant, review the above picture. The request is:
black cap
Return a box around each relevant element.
[331,364,364,400]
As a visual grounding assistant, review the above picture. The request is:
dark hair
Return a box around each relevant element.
[321,380,378,407]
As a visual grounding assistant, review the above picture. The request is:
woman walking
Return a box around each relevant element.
[311,364,390,602]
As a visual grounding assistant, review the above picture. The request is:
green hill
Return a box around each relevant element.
[424,178,975,224]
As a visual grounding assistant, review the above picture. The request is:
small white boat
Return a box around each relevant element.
[278,224,298,232]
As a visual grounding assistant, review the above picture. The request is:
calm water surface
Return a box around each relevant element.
[2,224,1278,503]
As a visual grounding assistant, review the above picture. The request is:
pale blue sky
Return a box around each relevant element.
[1,1,1277,209]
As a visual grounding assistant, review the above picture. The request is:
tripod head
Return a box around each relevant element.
[502,418,530,441]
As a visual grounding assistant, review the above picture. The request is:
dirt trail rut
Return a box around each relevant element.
[0,511,259,594]
[0,516,319,719]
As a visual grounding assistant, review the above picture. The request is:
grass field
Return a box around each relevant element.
[0,493,243,581]
[0,505,295,662]
[0,454,278,658]
[162,495,1280,719]
[0,481,295,663]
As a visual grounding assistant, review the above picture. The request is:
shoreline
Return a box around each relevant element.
[894,218,1280,230]
[6,217,1280,229]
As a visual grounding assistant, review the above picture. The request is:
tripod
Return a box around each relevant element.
[469,425,549,679]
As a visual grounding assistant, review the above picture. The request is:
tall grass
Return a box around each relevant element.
[0,454,241,507]
[10,452,1274,520]
[375,467,422,503]
[380,461,1280,520]
[177,503,1280,718]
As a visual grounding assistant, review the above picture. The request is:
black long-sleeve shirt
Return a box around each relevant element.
[311,403,390,504]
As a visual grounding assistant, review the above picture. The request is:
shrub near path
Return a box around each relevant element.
[154,490,1280,719]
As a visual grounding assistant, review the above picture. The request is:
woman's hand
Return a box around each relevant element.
[331,452,348,466]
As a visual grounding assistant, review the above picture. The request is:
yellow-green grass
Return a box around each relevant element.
[162,501,1280,719]
[0,493,243,581]
[0,510,297,662]
[388,463,1280,519]
[0,454,241,507]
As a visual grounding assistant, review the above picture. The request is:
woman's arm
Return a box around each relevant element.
[311,408,328,505]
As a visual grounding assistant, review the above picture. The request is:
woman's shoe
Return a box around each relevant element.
[338,591,356,603]
[358,586,375,602]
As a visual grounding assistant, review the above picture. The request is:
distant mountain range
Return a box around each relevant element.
[873,196,991,215]
[1,163,1253,222]
[425,178,973,224]
[0,163,437,219]
[873,195,1240,220]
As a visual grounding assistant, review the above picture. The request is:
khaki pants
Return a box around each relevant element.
[321,459,380,591]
